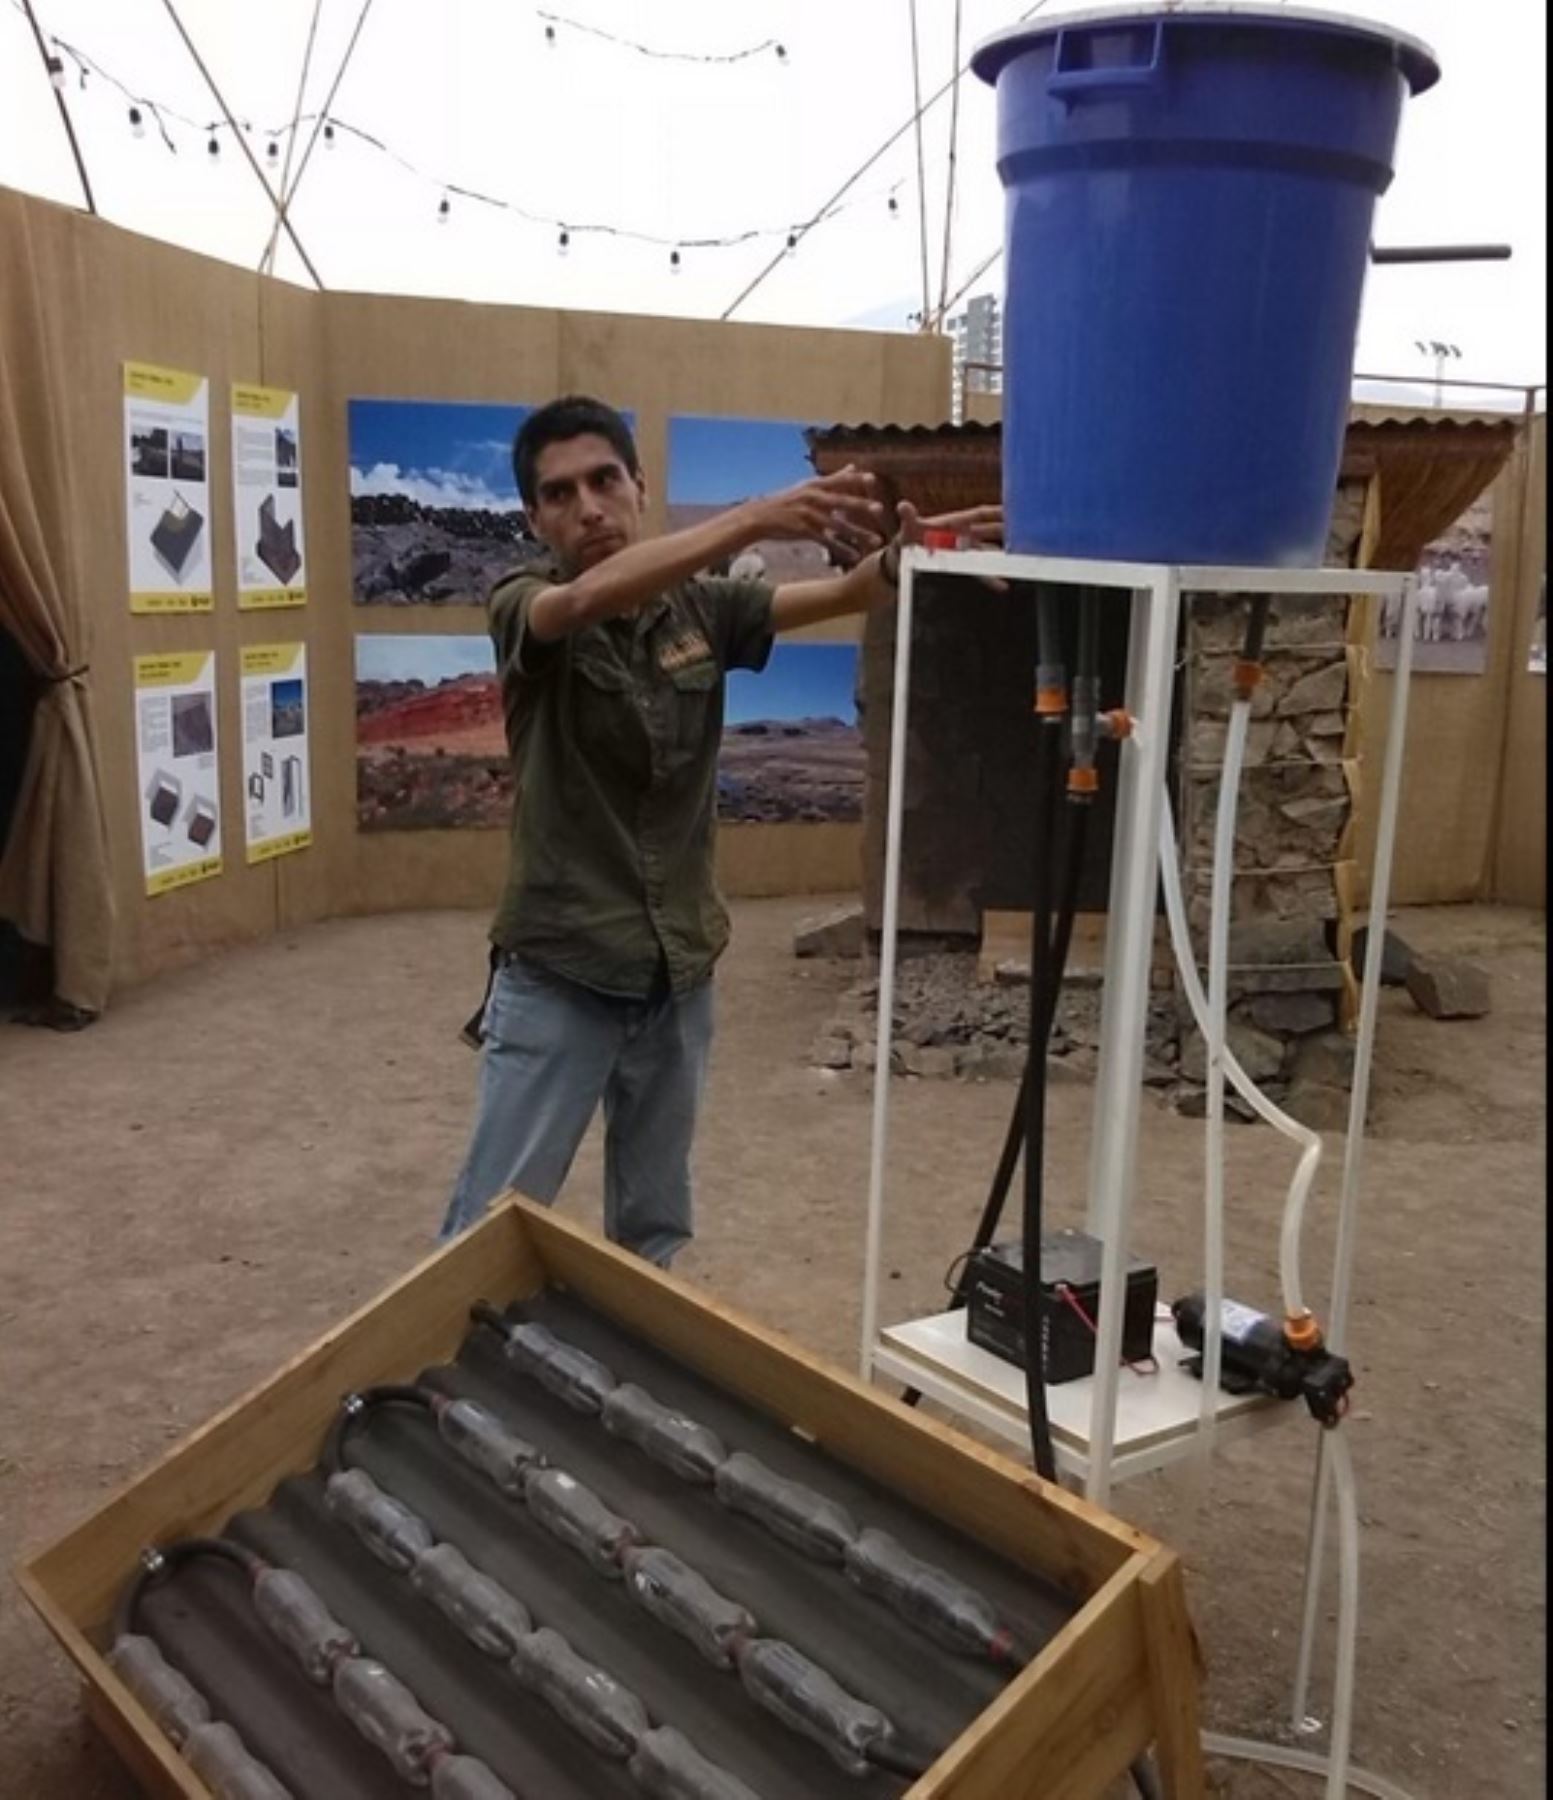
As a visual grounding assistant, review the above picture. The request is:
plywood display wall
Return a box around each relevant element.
[1349,415,1547,909]
[1,189,950,995]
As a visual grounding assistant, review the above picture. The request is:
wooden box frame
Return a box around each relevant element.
[18,1198,1208,1799]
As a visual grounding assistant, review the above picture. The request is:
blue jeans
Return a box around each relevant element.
[439,956,714,1266]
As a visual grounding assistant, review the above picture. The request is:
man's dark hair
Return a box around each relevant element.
[513,396,639,508]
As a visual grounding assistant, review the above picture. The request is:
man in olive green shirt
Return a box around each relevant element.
[441,396,999,1263]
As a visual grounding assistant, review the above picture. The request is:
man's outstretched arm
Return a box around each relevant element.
[527,468,885,642]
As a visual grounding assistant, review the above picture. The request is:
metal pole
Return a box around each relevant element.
[20,0,96,215]
[859,552,918,1378]
[1084,570,1182,1508]
[1290,572,1419,1725]
[157,0,326,290]
[262,0,326,277]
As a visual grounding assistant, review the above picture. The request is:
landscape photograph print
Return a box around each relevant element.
[1376,489,1495,674]
[354,634,508,829]
[667,414,832,587]
[720,641,862,824]
[349,397,543,605]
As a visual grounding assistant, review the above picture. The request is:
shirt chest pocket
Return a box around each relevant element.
[664,658,721,761]
[569,649,651,786]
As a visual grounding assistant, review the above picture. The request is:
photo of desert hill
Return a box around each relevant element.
[355,638,510,829]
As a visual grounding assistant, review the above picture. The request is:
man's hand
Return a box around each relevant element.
[746,466,887,566]
[894,501,1004,552]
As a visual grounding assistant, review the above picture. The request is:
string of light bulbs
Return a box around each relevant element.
[15,2,955,286]
[14,4,903,272]
[536,10,786,64]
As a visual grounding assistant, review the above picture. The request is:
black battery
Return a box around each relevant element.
[964,1229,1158,1384]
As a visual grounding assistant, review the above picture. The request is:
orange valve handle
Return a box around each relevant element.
[1066,765,1100,796]
[1282,1310,1325,1354]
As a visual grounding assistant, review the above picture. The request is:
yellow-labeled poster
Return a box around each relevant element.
[134,651,222,894]
[240,643,312,862]
[124,362,213,613]
[233,384,306,609]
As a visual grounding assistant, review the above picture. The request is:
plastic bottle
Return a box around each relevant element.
[324,1468,435,1573]
[184,1721,295,1800]
[712,1453,859,1564]
[734,1638,892,1775]
[621,1545,755,1670]
[435,1397,544,1497]
[429,1751,519,1800]
[521,1467,637,1576]
[509,1626,649,1759]
[501,1322,617,1413]
[252,1566,359,1684]
[629,1726,763,1800]
[332,1655,454,1782]
[601,1384,728,1484]
[107,1634,211,1746]
[410,1541,532,1659]
[843,1528,1020,1663]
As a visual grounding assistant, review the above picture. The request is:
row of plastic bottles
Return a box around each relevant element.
[108,1635,292,1799]
[323,1463,761,1800]
[482,1314,1024,1668]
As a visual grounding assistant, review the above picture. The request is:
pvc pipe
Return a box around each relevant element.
[1197,696,1251,1464]
[1293,574,1420,1725]
[858,552,917,1379]
[1158,803,1321,1323]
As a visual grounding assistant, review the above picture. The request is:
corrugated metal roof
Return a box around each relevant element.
[808,409,1524,444]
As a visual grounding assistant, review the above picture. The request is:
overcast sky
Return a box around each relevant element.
[2,0,1543,404]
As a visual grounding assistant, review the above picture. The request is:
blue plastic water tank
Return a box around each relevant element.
[972,6,1439,566]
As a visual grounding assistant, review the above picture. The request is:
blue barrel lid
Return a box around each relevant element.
[972,3,1440,96]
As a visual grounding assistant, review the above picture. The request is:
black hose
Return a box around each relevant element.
[113,1536,261,1640]
[322,1383,436,1474]
[947,779,1090,1311]
[865,1737,935,1780]
[1129,1752,1165,1799]
[470,1300,509,1337]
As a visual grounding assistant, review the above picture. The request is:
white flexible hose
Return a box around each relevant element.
[1323,1425,1362,1800]
[1202,1733,1414,1800]
[1158,802,1321,1324]
[1197,696,1250,1464]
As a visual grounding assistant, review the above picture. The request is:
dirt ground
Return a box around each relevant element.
[1,897,1543,1798]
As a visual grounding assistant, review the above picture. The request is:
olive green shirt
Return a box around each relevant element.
[487,564,775,998]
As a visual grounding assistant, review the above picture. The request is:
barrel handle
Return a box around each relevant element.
[1048,20,1165,104]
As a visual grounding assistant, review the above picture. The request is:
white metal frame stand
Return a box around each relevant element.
[858,545,1417,1716]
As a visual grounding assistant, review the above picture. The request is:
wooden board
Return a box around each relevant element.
[19,1197,1207,1800]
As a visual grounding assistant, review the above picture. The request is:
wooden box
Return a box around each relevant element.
[19,1199,1207,1799]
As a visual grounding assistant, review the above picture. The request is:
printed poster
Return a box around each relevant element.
[241,644,312,862]
[1375,490,1493,675]
[233,384,306,608]
[124,362,212,612]
[134,651,222,894]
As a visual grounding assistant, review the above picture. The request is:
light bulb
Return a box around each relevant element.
[670,249,682,274]
[437,195,451,225]
[888,196,900,220]
[545,24,557,47]
[266,140,280,162]
[558,229,570,257]
[47,54,65,92]
[775,43,788,64]
[323,122,335,148]
[784,233,797,257]
[207,134,220,158]
[129,105,145,138]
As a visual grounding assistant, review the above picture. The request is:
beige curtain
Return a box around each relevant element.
[0,199,114,1019]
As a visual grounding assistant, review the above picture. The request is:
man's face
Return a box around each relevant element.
[528,432,646,575]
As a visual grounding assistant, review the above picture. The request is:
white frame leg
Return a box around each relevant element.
[1083,570,1184,1508]
[859,552,918,1379]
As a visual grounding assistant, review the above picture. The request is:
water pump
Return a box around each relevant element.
[1172,1293,1353,1426]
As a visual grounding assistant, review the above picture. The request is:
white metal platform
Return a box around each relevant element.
[873,1309,1288,1486]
